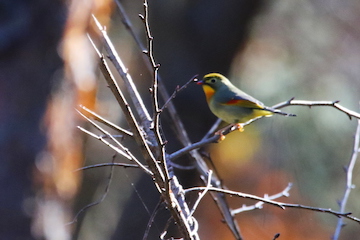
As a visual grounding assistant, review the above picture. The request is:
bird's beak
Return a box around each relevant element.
[193,78,204,85]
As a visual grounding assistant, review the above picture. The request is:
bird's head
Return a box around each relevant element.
[196,73,230,90]
[195,73,230,101]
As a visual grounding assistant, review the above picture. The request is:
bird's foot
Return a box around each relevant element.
[234,123,244,132]
[214,130,226,142]
[214,123,244,142]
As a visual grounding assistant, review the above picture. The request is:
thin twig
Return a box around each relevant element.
[169,135,219,160]
[77,123,152,175]
[184,186,360,223]
[202,119,222,140]
[232,183,293,215]
[77,109,152,174]
[143,200,163,240]
[76,162,142,171]
[141,0,170,187]
[168,161,196,170]
[161,75,198,111]
[78,126,131,160]
[190,170,213,216]
[67,154,117,224]
[333,119,360,240]
[160,217,173,240]
[79,105,133,137]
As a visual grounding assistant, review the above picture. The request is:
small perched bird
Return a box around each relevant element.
[196,73,295,132]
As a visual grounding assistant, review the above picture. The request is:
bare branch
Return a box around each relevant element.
[202,119,223,140]
[333,118,360,240]
[88,30,165,184]
[232,183,293,215]
[273,99,360,120]
[169,135,219,161]
[141,0,170,187]
[185,186,360,224]
[92,16,152,126]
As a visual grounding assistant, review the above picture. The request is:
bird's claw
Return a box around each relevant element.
[214,123,244,142]
[214,130,226,142]
[234,123,244,132]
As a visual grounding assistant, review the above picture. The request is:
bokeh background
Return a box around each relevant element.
[2,0,360,239]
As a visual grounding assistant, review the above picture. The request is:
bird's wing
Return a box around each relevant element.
[222,97,265,109]
[223,93,264,109]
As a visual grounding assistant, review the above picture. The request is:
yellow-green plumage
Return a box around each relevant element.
[197,73,294,124]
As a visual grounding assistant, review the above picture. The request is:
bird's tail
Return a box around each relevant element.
[265,107,296,117]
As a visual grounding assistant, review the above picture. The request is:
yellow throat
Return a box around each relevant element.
[202,84,215,102]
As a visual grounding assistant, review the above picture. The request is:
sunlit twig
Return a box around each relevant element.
[232,183,292,215]
[79,105,133,137]
[273,98,360,120]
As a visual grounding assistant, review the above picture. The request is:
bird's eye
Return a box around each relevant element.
[210,78,216,83]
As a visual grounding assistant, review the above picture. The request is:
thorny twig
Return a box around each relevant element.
[140,0,170,190]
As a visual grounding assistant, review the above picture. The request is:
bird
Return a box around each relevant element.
[196,73,295,134]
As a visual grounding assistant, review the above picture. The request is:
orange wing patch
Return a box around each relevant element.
[224,99,264,109]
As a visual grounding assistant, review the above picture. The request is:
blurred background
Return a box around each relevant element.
[2,0,360,239]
